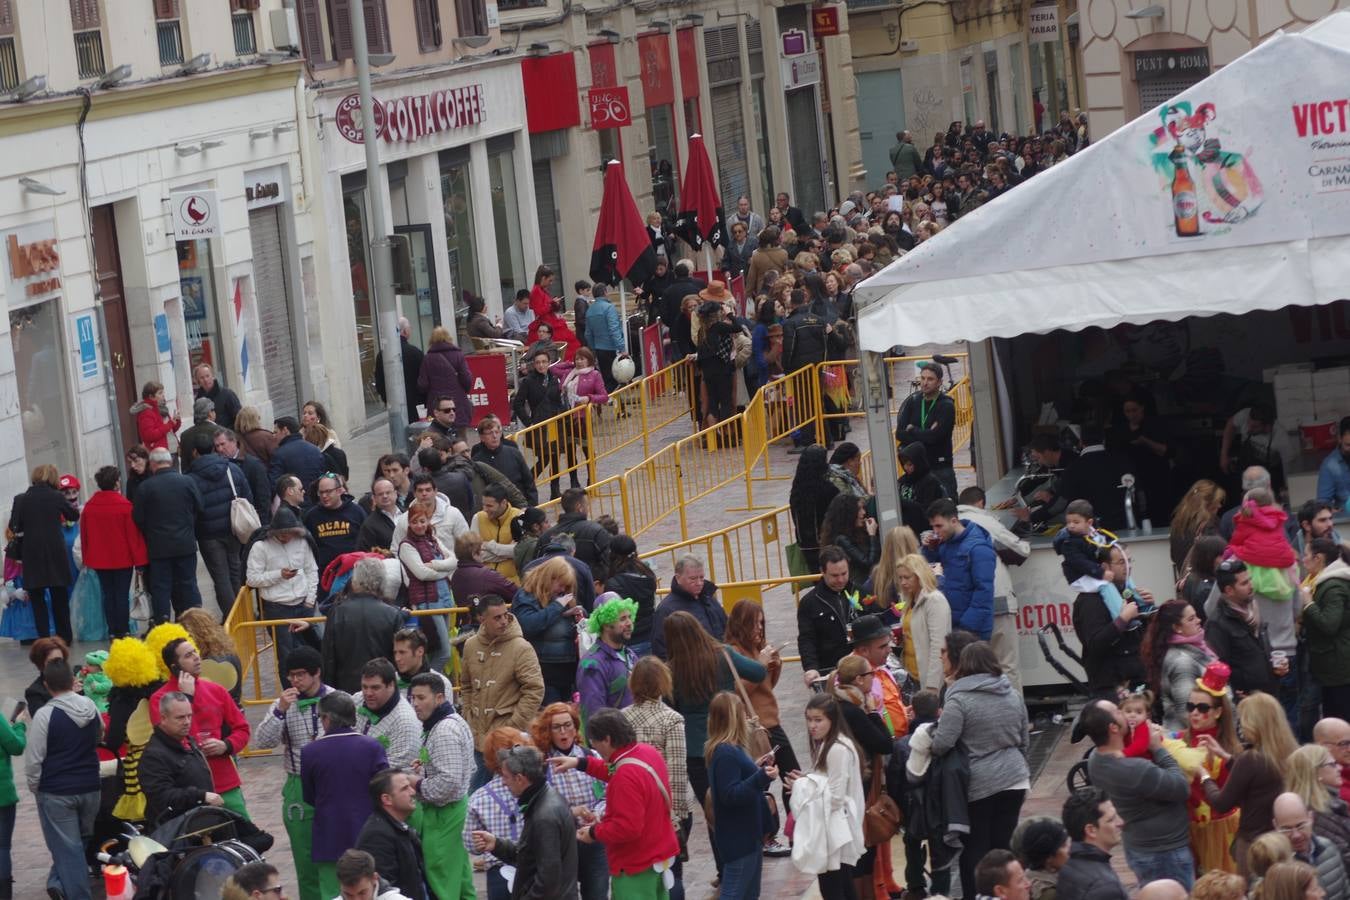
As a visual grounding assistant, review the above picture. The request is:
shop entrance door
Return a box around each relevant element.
[249,206,300,420]
[393,224,440,349]
[91,205,138,452]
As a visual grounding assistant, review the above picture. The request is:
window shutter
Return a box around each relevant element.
[297,0,327,62]
[153,0,179,20]
[230,0,261,11]
[69,0,100,30]
[330,0,355,60]
[0,0,13,37]
[455,0,486,37]
[363,0,391,54]
[414,0,441,51]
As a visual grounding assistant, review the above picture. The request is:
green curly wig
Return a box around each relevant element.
[586,596,639,635]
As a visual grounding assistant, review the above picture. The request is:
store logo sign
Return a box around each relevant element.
[780,52,821,89]
[4,226,61,301]
[781,28,808,57]
[589,86,631,129]
[1029,4,1059,43]
[170,190,221,239]
[335,86,487,145]
[812,6,840,38]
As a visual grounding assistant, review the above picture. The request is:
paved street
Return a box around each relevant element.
[0,354,1002,900]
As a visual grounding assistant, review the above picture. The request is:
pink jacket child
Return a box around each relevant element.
[561,362,609,420]
[1227,498,1296,570]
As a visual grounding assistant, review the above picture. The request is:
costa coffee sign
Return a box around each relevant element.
[335,86,487,145]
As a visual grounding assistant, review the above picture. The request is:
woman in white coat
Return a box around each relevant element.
[788,693,865,900]
[896,553,952,691]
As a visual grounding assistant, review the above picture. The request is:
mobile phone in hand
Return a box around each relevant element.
[9,700,25,723]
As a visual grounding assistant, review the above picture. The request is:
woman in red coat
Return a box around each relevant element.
[525,265,580,361]
[130,380,180,452]
[80,466,148,638]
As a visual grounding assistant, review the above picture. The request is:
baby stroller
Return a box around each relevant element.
[101,806,273,899]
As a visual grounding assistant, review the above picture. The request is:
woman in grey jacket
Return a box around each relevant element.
[1143,599,1219,731]
[929,641,1030,900]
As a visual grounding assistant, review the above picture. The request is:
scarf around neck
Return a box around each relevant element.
[1168,629,1217,660]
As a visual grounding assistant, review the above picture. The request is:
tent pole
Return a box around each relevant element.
[862,349,901,533]
[618,281,629,354]
[703,244,714,282]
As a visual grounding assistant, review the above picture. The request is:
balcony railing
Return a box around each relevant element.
[0,38,17,93]
[74,30,105,79]
[158,20,184,66]
[232,12,257,55]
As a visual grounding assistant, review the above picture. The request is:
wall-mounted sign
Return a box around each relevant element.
[1028,4,1059,43]
[486,1,500,28]
[589,86,632,129]
[781,28,808,57]
[812,6,840,38]
[170,190,221,240]
[71,312,100,385]
[3,223,62,305]
[334,86,487,145]
[780,52,821,90]
[1133,47,1210,81]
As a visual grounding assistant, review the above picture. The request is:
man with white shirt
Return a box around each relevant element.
[959,486,1031,693]
[390,473,468,550]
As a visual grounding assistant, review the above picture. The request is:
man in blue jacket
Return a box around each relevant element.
[585,284,629,392]
[1318,418,1350,510]
[270,415,326,493]
[187,433,253,619]
[922,499,996,639]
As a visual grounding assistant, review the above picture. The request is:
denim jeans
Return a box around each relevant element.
[149,553,202,622]
[487,865,511,900]
[199,535,243,619]
[904,832,953,897]
[0,802,13,883]
[577,839,609,900]
[1125,844,1195,892]
[471,750,490,793]
[262,600,317,680]
[420,611,451,672]
[36,790,99,900]
[94,567,134,638]
[719,851,762,900]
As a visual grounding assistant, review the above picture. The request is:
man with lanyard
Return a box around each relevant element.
[251,646,335,900]
[149,637,252,818]
[408,671,476,900]
[896,362,957,502]
[354,658,421,769]
[577,593,639,729]
[797,547,860,689]
[392,626,454,701]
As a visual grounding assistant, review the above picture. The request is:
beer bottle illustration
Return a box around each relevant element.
[1170,144,1200,237]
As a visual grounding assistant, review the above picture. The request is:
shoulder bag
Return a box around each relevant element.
[720,647,773,761]
[862,746,902,847]
[225,465,262,544]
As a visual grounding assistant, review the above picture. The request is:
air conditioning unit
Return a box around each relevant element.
[899,38,920,51]
[270,8,300,51]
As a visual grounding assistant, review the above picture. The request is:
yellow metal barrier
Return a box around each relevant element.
[639,504,797,588]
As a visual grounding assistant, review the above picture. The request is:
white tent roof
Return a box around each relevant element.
[855,11,1350,351]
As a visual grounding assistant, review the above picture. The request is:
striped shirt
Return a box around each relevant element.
[463,775,521,869]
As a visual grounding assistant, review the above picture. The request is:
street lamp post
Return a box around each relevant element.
[351,7,409,450]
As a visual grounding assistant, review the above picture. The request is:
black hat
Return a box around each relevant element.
[849,614,889,646]
[284,646,322,675]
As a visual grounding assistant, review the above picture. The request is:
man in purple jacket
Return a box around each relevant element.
[576,593,638,729]
[301,692,389,900]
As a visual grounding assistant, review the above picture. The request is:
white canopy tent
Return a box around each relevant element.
[853,10,1350,350]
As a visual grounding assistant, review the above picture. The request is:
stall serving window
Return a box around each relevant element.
[440,147,481,339]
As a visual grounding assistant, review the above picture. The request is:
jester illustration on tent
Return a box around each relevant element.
[1148,101,1264,227]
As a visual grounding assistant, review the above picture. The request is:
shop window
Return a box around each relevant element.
[11,302,77,480]
[488,141,526,311]
[331,0,390,60]
[177,239,226,374]
[646,105,678,219]
[439,156,481,337]
[343,185,384,417]
[454,0,488,37]
[414,0,441,50]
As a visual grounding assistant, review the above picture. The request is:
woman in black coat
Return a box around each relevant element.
[789,445,840,571]
[9,465,80,643]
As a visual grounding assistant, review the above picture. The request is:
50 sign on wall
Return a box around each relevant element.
[589,86,632,129]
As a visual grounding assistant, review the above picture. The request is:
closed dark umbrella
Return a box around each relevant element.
[590,160,659,349]
[673,133,725,279]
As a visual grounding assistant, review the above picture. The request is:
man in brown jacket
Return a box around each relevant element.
[460,594,545,791]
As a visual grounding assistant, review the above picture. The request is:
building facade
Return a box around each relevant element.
[0,0,310,503]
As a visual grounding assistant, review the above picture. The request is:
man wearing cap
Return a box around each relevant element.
[577,593,638,728]
[133,446,205,622]
[178,396,221,472]
[251,646,336,900]
[246,508,320,665]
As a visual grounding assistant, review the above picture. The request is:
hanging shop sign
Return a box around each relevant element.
[1029,5,1059,43]
[780,52,822,90]
[170,190,221,240]
[335,86,487,145]
[812,6,841,38]
[3,223,62,304]
[589,86,633,129]
[781,28,808,56]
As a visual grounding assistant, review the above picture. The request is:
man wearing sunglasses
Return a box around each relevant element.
[229,861,288,899]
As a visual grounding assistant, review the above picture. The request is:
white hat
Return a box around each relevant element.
[838,199,857,218]
[906,722,935,779]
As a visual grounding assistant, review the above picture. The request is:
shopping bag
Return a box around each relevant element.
[785,542,814,593]
[0,590,37,640]
[130,570,152,634]
[72,569,107,643]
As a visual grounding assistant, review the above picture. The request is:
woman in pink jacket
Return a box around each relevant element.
[559,347,608,489]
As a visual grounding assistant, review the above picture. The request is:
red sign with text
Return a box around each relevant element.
[589,86,632,129]
[465,354,512,427]
[812,5,841,37]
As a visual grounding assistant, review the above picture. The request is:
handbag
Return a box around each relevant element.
[225,466,261,544]
[785,542,814,593]
[130,569,152,632]
[720,647,773,761]
[862,747,902,847]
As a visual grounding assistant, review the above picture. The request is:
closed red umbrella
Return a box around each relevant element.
[590,160,658,351]
[673,134,725,278]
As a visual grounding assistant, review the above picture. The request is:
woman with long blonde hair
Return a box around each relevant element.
[513,556,579,703]
[865,526,921,624]
[705,691,778,899]
[1170,479,1226,574]
[1287,743,1350,864]
[1201,691,1296,874]
[1254,861,1323,900]
[895,553,950,691]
